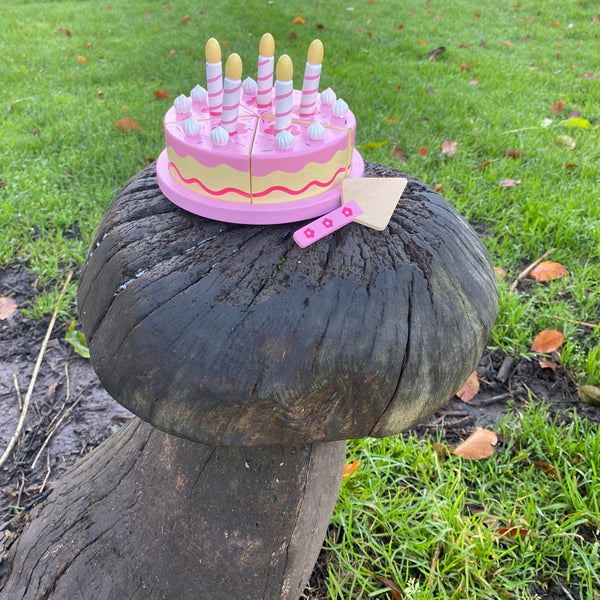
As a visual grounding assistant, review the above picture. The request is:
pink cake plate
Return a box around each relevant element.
[156,148,364,225]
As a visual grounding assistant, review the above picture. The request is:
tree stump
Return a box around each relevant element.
[0,162,498,599]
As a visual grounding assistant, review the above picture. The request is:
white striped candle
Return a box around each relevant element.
[221,54,243,133]
[299,40,323,117]
[274,55,293,133]
[257,33,275,108]
[205,38,223,118]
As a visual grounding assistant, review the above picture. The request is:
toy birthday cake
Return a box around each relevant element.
[156,34,364,224]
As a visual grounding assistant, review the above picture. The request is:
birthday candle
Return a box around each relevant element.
[205,38,223,118]
[257,33,275,108]
[299,40,323,117]
[274,55,294,133]
[221,54,243,134]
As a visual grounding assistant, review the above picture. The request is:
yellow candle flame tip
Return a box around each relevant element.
[307,39,324,65]
[205,38,221,63]
[276,54,293,81]
[225,53,243,80]
[259,33,275,57]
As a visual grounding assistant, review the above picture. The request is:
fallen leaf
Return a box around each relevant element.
[564,162,578,170]
[499,178,521,187]
[495,526,530,537]
[459,63,471,71]
[539,358,558,372]
[360,141,388,150]
[468,77,479,86]
[84,42,92,49]
[494,267,507,279]
[505,149,523,158]
[418,146,428,156]
[550,20,561,27]
[432,442,451,460]
[551,99,566,113]
[529,261,568,281]
[163,3,172,8]
[556,135,575,149]
[293,16,305,24]
[0,297,18,320]
[433,183,444,193]
[577,385,600,406]
[560,117,592,129]
[580,72,597,79]
[419,40,427,45]
[441,140,458,157]
[503,40,513,47]
[180,14,191,24]
[476,160,491,170]
[289,31,298,40]
[531,460,560,480]
[316,23,324,29]
[380,577,402,600]
[453,429,498,460]
[456,371,479,403]
[342,460,360,480]
[154,89,171,100]
[77,55,88,64]
[55,28,72,37]
[384,118,399,123]
[168,49,176,57]
[531,330,564,353]
[428,46,446,60]
[392,145,405,159]
[114,117,141,132]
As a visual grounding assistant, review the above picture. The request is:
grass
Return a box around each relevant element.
[1,1,599,597]
[331,403,600,599]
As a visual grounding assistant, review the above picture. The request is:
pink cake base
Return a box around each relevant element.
[156,148,364,225]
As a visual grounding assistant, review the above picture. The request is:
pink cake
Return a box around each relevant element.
[156,36,364,224]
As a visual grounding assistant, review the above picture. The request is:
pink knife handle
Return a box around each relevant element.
[293,201,363,248]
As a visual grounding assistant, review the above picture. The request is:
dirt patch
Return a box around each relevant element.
[1,266,598,599]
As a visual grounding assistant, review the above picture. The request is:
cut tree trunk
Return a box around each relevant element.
[0,418,345,599]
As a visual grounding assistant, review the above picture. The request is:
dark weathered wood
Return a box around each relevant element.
[77,161,498,446]
[0,418,345,599]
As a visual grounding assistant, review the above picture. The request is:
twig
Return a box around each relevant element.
[12,373,22,411]
[509,249,555,295]
[0,271,73,469]
[31,393,82,470]
[427,540,443,590]
[39,452,52,494]
[552,315,599,330]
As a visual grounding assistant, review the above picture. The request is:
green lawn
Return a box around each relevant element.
[1,1,599,597]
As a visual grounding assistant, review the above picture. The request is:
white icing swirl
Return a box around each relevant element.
[332,98,349,118]
[242,77,257,97]
[307,121,325,141]
[320,87,337,106]
[173,94,192,114]
[275,129,294,150]
[210,125,229,147]
[182,117,201,137]
[190,85,207,104]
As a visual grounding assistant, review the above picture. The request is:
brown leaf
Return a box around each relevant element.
[529,261,568,281]
[441,140,458,157]
[180,14,191,24]
[551,99,566,114]
[550,20,561,27]
[293,16,305,24]
[342,460,360,480]
[0,297,18,320]
[168,49,176,58]
[539,358,558,372]
[428,46,446,60]
[417,146,428,156]
[503,40,513,47]
[289,31,298,40]
[392,145,405,159]
[532,460,560,480]
[77,55,88,64]
[380,577,402,600]
[505,149,523,159]
[459,63,471,71]
[154,89,171,100]
[495,526,530,537]
[433,183,444,193]
[476,160,491,170]
[494,267,507,279]
[453,429,498,460]
[114,118,141,132]
[531,329,564,353]
[456,371,479,403]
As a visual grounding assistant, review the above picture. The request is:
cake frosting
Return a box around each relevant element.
[157,35,363,224]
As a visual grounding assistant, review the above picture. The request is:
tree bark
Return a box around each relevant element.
[0,419,345,600]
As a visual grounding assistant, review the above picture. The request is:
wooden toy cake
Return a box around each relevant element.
[156,34,364,224]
